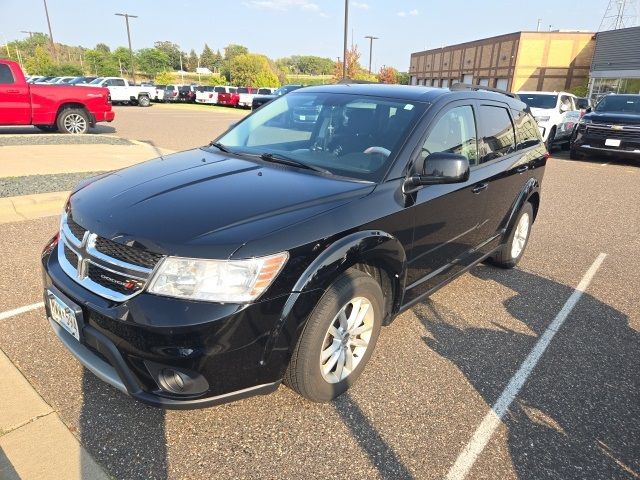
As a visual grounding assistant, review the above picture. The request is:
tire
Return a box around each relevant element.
[35,124,58,132]
[487,202,534,269]
[138,95,150,107]
[284,269,383,403]
[545,127,556,153]
[56,108,89,134]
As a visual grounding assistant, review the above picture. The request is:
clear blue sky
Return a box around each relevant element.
[0,0,607,71]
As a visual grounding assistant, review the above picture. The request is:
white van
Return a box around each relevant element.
[517,91,578,150]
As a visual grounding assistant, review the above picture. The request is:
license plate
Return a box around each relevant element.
[605,138,621,147]
[47,290,80,341]
[299,115,306,121]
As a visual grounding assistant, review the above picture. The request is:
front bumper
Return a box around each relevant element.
[572,127,640,159]
[42,236,322,409]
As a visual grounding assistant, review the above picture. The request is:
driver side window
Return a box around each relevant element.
[421,105,478,166]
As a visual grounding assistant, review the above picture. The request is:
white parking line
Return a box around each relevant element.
[0,302,45,321]
[446,253,607,480]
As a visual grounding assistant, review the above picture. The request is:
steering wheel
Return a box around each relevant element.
[363,146,391,157]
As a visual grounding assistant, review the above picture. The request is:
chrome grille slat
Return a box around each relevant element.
[58,213,164,302]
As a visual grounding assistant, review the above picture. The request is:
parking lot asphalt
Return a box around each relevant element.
[0,107,638,479]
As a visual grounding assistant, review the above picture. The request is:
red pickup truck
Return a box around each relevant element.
[0,60,115,134]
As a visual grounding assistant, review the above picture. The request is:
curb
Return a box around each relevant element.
[0,191,68,224]
[0,347,110,480]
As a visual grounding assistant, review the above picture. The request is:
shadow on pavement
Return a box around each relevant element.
[80,371,168,480]
[0,447,20,480]
[334,393,414,479]
[413,265,639,479]
[0,125,116,135]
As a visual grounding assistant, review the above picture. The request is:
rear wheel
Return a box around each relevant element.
[487,202,534,269]
[284,269,383,403]
[138,95,150,107]
[56,108,89,134]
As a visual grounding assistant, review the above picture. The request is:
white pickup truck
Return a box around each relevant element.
[81,77,155,107]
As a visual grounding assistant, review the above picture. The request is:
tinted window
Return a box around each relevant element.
[512,110,541,150]
[214,87,226,93]
[478,105,515,163]
[237,87,249,94]
[113,79,126,86]
[258,88,271,94]
[518,94,558,109]
[560,95,574,110]
[595,95,640,114]
[421,105,478,166]
[0,64,14,84]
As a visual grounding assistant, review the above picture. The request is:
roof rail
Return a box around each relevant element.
[450,83,520,99]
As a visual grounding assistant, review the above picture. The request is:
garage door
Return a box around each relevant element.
[463,74,473,84]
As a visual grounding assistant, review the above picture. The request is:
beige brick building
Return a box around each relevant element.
[409,31,595,92]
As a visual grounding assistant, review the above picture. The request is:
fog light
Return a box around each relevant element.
[145,361,209,396]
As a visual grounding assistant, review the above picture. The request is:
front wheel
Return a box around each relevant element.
[56,108,89,134]
[487,202,534,269]
[284,269,383,403]
[545,127,556,153]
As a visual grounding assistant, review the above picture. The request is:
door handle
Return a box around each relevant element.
[472,183,488,194]
[515,165,529,173]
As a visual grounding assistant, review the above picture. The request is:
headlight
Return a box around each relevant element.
[534,116,550,123]
[148,252,289,303]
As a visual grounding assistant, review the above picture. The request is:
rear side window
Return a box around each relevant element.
[421,105,478,166]
[0,64,14,84]
[214,87,226,93]
[113,79,126,87]
[478,105,515,163]
[512,110,541,150]
[237,87,249,94]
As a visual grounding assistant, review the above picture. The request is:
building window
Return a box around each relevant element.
[590,77,640,104]
[442,79,450,88]
[478,78,489,87]
[495,78,509,91]
[463,74,473,84]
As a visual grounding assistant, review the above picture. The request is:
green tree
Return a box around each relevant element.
[154,41,182,70]
[155,71,174,85]
[24,46,56,75]
[95,43,111,54]
[137,48,170,78]
[84,48,119,76]
[54,63,83,76]
[224,44,248,62]
[200,44,216,71]
[206,74,225,86]
[397,71,410,85]
[186,49,198,72]
[229,53,279,87]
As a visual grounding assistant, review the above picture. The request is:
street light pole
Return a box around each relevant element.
[364,35,379,74]
[342,0,349,79]
[42,0,56,62]
[115,13,138,84]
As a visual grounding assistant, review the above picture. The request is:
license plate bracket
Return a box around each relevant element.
[45,287,84,341]
[605,138,621,147]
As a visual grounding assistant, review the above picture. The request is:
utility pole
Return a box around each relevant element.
[364,35,379,74]
[342,0,349,79]
[42,0,56,62]
[115,13,138,84]
[536,19,542,31]
[21,30,38,38]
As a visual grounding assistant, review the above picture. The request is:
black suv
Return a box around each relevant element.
[571,94,640,161]
[42,84,546,408]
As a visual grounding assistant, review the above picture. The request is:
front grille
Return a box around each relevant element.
[66,214,87,242]
[94,237,163,269]
[86,263,143,295]
[64,244,78,267]
[58,212,164,302]
[586,125,640,142]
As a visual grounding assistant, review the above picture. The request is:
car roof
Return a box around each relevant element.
[296,83,526,108]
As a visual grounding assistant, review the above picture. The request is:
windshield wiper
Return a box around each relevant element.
[259,153,331,174]
[208,141,233,153]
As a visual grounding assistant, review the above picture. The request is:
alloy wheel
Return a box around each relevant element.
[319,296,374,383]
[511,212,530,259]
[64,113,87,134]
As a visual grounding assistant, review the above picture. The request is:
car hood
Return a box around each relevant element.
[529,107,555,118]
[583,111,640,125]
[69,149,374,259]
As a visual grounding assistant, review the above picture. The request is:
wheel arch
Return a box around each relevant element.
[55,102,88,121]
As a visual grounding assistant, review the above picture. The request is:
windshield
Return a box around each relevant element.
[213,92,424,182]
[88,77,104,84]
[166,85,175,91]
[595,95,640,114]
[518,94,558,109]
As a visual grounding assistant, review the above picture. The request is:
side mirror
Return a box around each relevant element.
[585,106,592,114]
[404,152,470,193]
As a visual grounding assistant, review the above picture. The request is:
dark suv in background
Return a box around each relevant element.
[571,94,640,161]
[42,84,546,408]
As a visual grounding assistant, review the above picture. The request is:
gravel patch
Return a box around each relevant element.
[0,171,107,198]
[0,135,132,147]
